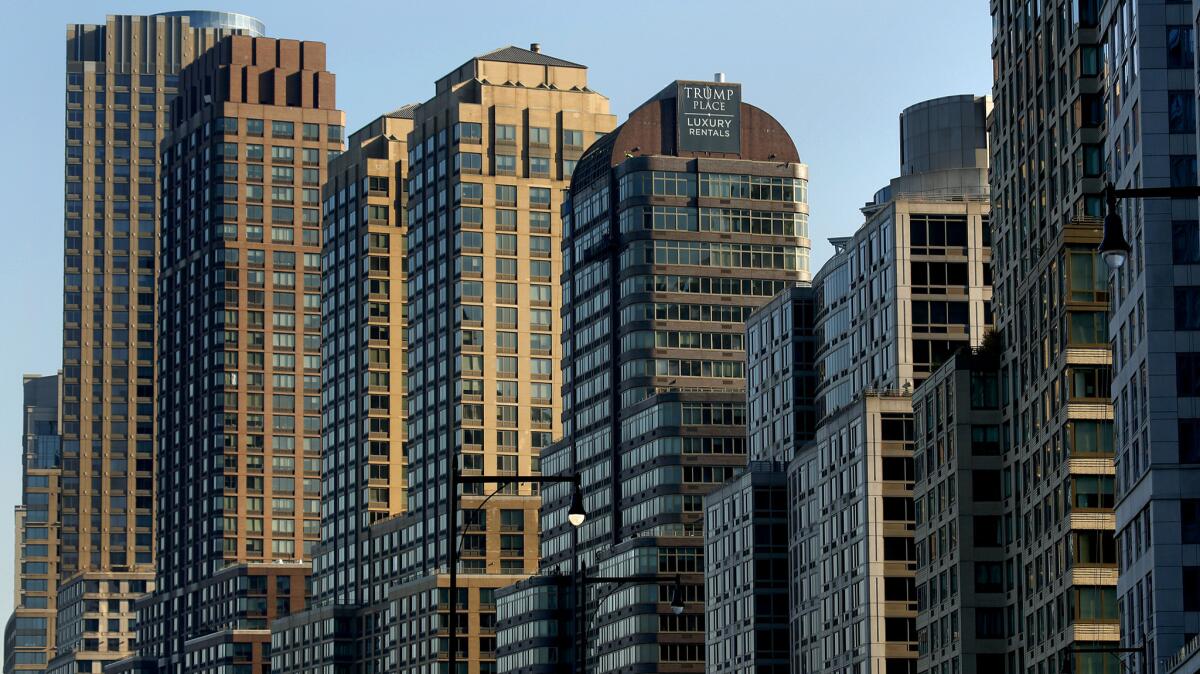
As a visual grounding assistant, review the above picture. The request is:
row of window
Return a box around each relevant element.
[617,171,807,203]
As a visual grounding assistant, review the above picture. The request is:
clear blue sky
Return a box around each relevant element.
[0,1,991,620]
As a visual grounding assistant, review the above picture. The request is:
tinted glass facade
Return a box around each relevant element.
[1103,1,1200,670]
[5,375,62,674]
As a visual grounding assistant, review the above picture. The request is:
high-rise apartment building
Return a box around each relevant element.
[364,45,616,674]
[4,375,62,674]
[110,35,342,674]
[989,2,1119,672]
[703,460,789,674]
[912,347,1005,674]
[56,13,262,674]
[817,95,993,418]
[1101,2,1200,672]
[791,392,918,674]
[792,94,992,674]
[699,283,816,674]
[501,78,808,674]
[746,286,819,464]
[271,105,415,674]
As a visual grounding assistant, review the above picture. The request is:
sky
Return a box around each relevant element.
[0,1,991,622]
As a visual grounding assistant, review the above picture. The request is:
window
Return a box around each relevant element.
[1185,567,1200,611]
[457,182,483,204]
[530,334,552,352]
[530,212,551,232]
[496,332,518,353]
[496,154,516,174]
[530,157,550,176]
[495,382,518,406]
[973,470,1001,501]
[456,153,482,173]
[1068,420,1114,455]
[1181,420,1200,463]
[496,124,516,143]
[458,231,483,251]
[501,509,524,531]
[1068,312,1107,345]
[496,234,517,255]
[271,146,294,162]
[563,129,584,147]
[882,537,914,561]
[912,300,969,327]
[1082,144,1103,177]
[1068,252,1107,302]
[1172,155,1198,188]
[530,187,551,208]
[1073,587,1117,620]
[271,207,294,224]
[1178,354,1200,396]
[271,120,294,138]
[974,608,1005,638]
[1073,530,1116,566]
[496,258,517,278]
[496,210,517,230]
[1068,366,1112,400]
[974,562,1003,593]
[1183,499,1200,544]
[1073,476,1115,509]
[247,119,264,136]
[1173,221,1200,263]
[1169,91,1196,132]
[454,122,482,143]
[495,283,517,304]
[530,284,552,305]
[973,516,1002,547]
[1175,287,1200,329]
[530,310,552,330]
[496,184,517,206]
[910,214,968,250]
[456,207,483,228]
[1167,26,1195,68]
[529,126,550,145]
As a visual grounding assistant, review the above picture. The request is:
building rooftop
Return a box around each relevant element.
[476,44,584,68]
[385,103,419,119]
[154,10,265,36]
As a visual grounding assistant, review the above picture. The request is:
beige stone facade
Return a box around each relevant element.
[395,45,615,673]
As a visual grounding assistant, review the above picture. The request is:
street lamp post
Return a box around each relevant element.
[1100,181,1200,269]
[575,567,685,674]
[446,469,585,674]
